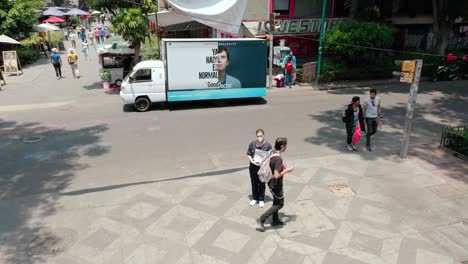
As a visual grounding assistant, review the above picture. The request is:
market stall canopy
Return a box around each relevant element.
[0,34,21,45]
[43,7,65,17]
[65,8,90,16]
[96,36,137,55]
[165,0,247,35]
[43,16,65,23]
[34,23,61,32]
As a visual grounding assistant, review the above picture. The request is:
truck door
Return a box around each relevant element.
[149,67,166,103]
[130,68,153,97]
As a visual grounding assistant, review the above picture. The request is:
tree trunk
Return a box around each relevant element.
[432,0,451,55]
[133,42,141,66]
[438,21,450,55]
[350,0,359,19]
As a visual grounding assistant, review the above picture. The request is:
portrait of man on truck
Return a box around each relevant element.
[214,46,242,88]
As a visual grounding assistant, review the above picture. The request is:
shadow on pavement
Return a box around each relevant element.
[305,82,468,161]
[0,119,109,264]
[167,98,268,111]
[61,166,248,196]
[82,81,102,90]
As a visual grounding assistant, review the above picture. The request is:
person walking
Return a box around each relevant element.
[94,28,100,44]
[50,48,62,80]
[343,96,365,151]
[88,29,94,45]
[82,39,90,61]
[80,26,86,42]
[256,137,294,232]
[284,57,294,88]
[69,32,77,48]
[99,27,105,43]
[67,48,79,78]
[247,129,273,208]
[362,89,383,152]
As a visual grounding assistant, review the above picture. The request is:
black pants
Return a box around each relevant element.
[366,118,378,146]
[53,63,62,77]
[260,180,284,223]
[249,164,265,201]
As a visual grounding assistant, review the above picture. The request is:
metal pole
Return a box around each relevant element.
[399,59,423,159]
[316,0,328,83]
[268,13,274,89]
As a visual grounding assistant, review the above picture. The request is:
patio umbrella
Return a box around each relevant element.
[42,16,65,23]
[0,34,21,45]
[64,8,90,16]
[91,10,102,15]
[43,7,65,17]
[34,23,61,32]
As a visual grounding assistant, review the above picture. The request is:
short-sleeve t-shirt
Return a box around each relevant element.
[247,141,272,165]
[68,53,78,63]
[269,154,284,185]
[363,97,381,118]
[51,53,60,64]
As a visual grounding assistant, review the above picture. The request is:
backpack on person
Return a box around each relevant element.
[257,151,280,183]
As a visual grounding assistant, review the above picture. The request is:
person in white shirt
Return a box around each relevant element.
[362,88,383,151]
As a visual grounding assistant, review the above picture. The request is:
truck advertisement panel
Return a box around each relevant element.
[165,39,267,92]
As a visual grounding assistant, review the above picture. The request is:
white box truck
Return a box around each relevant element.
[120,38,268,111]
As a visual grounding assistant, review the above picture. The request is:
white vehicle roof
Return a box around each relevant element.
[134,60,164,69]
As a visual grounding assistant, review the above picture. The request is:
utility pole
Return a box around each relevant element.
[316,0,328,83]
[268,12,276,89]
[399,59,423,159]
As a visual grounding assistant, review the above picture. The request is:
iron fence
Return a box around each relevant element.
[440,125,468,159]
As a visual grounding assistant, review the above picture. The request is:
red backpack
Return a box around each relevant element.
[286,63,293,73]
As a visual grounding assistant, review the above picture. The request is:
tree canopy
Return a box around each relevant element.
[0,0,43,38]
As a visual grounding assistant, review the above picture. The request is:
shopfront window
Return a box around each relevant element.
[274,0,290,16]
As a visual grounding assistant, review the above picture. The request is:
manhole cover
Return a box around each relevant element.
[26,228,78,258]
[22,136,45,144]
[329,184,355,197]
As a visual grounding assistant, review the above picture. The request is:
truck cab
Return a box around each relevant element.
[120,60,166,111]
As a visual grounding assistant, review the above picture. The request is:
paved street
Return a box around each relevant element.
[1,42,468,264]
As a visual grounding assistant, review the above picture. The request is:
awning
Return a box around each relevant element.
[0,34,21,45]
[150,11,194,27]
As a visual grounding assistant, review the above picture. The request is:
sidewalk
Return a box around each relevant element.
[0,143,467,264]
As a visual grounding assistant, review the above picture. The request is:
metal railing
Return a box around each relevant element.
[440,125,468,159]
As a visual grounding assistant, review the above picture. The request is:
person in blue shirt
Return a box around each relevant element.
[99,28,105,42]
[50,48,62,80]
[281,51,297,85]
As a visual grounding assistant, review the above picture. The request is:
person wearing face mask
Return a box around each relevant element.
[247,129,272,208]
[256,137,294,232]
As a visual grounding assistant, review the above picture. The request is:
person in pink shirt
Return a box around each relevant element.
[94,28,100,44]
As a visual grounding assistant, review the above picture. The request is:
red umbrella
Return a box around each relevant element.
[43,16,65,23]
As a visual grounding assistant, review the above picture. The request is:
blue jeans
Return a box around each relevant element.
[285,73,292,86]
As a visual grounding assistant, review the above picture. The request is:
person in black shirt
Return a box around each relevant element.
[256,137,294,232]
[247,129,273,207]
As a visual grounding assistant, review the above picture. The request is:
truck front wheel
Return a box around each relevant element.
[135,97,151,112]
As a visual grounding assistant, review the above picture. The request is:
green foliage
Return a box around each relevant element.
[141,34,160,60]
[17,48,40,65]
[21,34,42,47]
[113,8,149,45]
[0,0,43,37]
[325,21,393,58]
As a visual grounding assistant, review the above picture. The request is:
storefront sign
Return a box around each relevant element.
[257,18,345,34]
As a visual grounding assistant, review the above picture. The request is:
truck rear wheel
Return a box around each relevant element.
[135,97,151,112]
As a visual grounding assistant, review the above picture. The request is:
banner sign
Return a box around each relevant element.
[2,51,20,74]
[165,39,267,91]
[256,18,345,35]
[166,0,248,34]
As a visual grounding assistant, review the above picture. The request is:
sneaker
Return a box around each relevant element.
[351,144,358,151]
[250,200,257,206]
[347,144,353,151]
[259,201,264,208]
[57,77,60,80]
[255,218,265,232]
[366,145,372,152]
[271,220,285,226]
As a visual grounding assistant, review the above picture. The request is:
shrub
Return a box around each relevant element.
[325,21,393,61]
[17,48,40,65]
